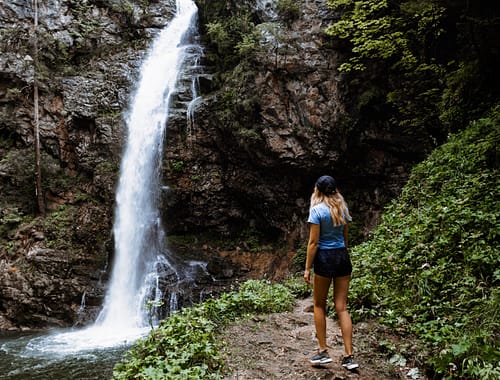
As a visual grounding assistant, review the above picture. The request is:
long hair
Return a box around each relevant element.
[310,186,352,226]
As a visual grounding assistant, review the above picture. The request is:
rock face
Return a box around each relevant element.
[162,0,433,242]
[0,0,176,329]
[0,0,435,329]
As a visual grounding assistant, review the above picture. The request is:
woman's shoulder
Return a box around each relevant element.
[311,202,329,213]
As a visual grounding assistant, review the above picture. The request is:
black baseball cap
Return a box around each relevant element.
[316,175,337,195]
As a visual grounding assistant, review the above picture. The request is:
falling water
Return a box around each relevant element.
[186,49,203,137]
[1,2,200,378]
[96,0,198,331]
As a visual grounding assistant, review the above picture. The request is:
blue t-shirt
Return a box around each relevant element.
[308,202,347,249]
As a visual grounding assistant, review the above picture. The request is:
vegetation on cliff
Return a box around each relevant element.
[198,0,499,148]
[349,110,499,378]
[326,0,500,143]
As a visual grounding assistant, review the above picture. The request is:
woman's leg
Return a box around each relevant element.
[313,273,332,350]
[333,275,353,356]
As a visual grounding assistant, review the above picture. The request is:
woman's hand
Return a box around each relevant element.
[304,268,311,285]
[304,224,319,286]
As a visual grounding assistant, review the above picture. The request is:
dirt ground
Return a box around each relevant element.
[220,297,426,380]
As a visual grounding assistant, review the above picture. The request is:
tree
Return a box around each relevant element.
[32,0,45,215]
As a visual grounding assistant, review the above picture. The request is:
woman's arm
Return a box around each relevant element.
[343,223,349,249]
[304,223,320,284]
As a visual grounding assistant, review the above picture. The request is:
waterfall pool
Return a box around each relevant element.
[0,327,148,380]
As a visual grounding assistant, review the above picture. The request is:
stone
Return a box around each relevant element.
[0,0,436,330]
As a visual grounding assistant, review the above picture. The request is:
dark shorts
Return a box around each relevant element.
[313,247,352,279]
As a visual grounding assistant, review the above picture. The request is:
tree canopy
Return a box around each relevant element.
[326,0,500,141]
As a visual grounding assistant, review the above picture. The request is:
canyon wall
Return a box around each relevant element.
[0,0,435,329]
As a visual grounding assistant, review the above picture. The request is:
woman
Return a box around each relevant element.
[303,175,359,370]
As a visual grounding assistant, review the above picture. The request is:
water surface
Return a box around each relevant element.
[0,330,137,380]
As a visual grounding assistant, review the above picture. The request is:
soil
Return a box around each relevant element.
[220,297,426,380]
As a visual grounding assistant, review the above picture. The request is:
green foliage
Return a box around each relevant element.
[327,0,448,132]
[237,227,262,252]
[0,207,24,225]
[145,299,164,331]
[110,0,135,16]
[0,208,25,237]
[5,87,23,100]
[325,0,500,141]
[113,280,294,379]
[235,32,260,58]
[67,0,104,47]
[291,243,307,272]
[283,275,312,298]
[326,0,443,73]
[349,110,500,377]
[0,26,29,53]
[439,60,488,132]
[386,62,445,130]
[94,161,119,176]
[171,160,185,173]
[40,205,79,249]
[276,0,300,26]
[206,13,257,70]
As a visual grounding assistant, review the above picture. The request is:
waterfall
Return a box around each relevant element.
[0,4,202,374]
[96,0,198,330]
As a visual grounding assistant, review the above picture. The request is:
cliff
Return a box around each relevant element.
[0,0,435,329]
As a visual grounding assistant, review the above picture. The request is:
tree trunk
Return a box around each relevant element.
[33,0,45,215]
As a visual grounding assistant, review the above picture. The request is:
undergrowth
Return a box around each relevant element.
[112,280,294,380]
[113,111,498,379]
[349,109,500,378]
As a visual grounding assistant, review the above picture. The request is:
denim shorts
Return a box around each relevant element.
[313,247,352,278]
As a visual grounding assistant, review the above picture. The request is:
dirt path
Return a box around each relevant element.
[221,297,423,380]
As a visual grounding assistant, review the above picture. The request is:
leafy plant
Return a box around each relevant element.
[349,109,500,377]
[283,275,311,298]
[206,13,257,70]
[145,299,165,330]
[0,208,25,238]
[325,0,444,73]
[171,160,185,173]
[325,0,500,144]
[113,280,295,379]
[276,0,300,26]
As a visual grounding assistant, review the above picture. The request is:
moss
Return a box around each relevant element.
[95,161,119,175]
[171,160,185,173]
[0,208,25,238]
[5,87,23,100]
[39,205,79,249]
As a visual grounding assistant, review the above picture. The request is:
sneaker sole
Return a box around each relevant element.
[345,363,359,370]
[310,358,333,365]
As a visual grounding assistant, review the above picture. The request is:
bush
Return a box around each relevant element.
[113,280,295,379]
[349,109,500,377]
[276,0,300,26]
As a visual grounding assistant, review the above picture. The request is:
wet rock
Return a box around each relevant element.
[0,0,176,329]
[0,0,436,330]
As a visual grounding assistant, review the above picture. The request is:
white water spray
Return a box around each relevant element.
[97,0,196,329]
[0,1,200,360]
[96,0,198,331]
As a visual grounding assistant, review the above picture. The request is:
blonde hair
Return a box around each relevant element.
[310,186,352,226]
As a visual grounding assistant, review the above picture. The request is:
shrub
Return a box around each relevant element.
[349,108,500,377]
[276,0,300,26]
[113,280,295,379]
